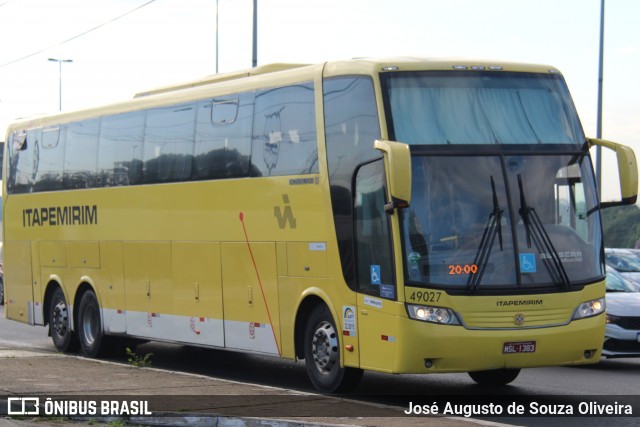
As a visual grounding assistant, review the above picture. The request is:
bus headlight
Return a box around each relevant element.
[406,304,460,325]
[572,298,605,320]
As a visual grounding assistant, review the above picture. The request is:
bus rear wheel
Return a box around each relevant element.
[468,368,521,386]
[303,304,362,393]
[78,290,105,357]
[49,287,78,352]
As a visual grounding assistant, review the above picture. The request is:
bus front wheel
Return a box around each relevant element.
[49,287,79,352]
[468,368,521,386]
[303,304,362,393]
[77,290,105,357]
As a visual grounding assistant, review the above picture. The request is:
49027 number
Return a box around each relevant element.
[448,264,478,275]
[408,290,442,303]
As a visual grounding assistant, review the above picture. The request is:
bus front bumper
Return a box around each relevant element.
[393,314,605,373]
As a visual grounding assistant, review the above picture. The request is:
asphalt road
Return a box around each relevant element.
[2,305,639,426]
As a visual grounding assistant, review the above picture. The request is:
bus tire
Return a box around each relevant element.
[468,368,520,386]
[77,290,105,358]
[49,287,79,352]
[303,304,363,393]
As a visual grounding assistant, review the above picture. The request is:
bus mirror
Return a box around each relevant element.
[588,138,638,207]
[374,139,411,213]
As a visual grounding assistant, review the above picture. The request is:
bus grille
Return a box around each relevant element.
[462,308,573,329]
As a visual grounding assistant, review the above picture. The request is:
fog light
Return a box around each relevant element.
[584,349,595,359]
[424,359,434,368]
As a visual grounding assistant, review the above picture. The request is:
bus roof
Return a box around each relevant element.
[134,58,561,98]
[133,63,310,98]
[5,57,562,134]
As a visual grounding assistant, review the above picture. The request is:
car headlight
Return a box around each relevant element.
[606,314,621,325]
[572,298,606,320]
[407,304,460,325]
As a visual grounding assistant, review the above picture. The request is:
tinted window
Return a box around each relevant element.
[34,127,65,191]
[98,111,145,186]
[194,92,254,179]
[64,118,100,189]
[7,131,35,194]
[383,71,585,145]
[143,103,196,183]
[252,83,317,176]
[355,159,395,298]
[323,77,381,289]
[324,77,380,190]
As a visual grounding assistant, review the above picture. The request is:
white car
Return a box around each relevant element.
[603,266,640,358]
[604,248,640,291]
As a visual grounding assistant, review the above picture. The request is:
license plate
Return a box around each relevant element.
[503,341,536,354]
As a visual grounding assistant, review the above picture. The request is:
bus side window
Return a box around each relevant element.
[143,103,196,184]
[98,111,145,186]
[323,76,381,290]
[555,164,589,242]
[34,127,65,192]
[355,159,395,299]
[7,131,33,194]
[251,82,318,177]
[194,92,253,179]
[64,118,100,189]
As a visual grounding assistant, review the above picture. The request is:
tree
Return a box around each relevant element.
[601,204,640,248]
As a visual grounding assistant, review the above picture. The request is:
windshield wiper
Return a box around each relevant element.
[468,176,503,291]
[517,174,570,289]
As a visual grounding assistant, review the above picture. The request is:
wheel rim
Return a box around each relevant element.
[52,300,70,337]
[81,302,99,346]
[311,320,339,374]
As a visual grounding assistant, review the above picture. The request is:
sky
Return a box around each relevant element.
[0,0,638,201]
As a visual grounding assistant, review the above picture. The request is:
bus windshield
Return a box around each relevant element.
[400,152,602,291]
[383,70,601,291]
[384,71,585,145]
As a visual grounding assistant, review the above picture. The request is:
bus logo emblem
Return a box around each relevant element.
[274,194,297,229]
[514,313,525,326]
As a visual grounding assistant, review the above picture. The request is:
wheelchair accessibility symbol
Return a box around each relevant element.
[370,265,381,285]
[519,253,537,273]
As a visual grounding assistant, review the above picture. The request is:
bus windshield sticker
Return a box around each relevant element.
[370,265,381,285]
[342,306,357,336]
[519,253,537,273]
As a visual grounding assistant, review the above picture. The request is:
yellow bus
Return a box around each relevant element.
[3,58,637,392]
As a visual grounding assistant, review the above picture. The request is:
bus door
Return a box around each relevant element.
[354,158,399,372]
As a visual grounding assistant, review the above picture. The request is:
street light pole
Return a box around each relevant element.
[216,0,219,73]
[48,58,73,111]
[252,0,257,67]
[596,0,605,199]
